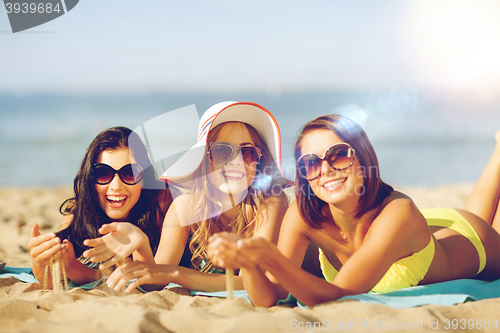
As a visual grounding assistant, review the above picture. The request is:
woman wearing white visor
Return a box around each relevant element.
[98,101,291,292]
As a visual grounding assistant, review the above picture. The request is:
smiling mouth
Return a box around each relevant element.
[222,171,245,180]
[322,177,347,190]
[106,195,127,207]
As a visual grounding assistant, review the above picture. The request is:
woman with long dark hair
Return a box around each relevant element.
[28,126,173,286]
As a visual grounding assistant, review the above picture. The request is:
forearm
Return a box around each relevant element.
[31,260,46,285]
[240,265,282,307]
[173,266,244,292]
[133,241,155,264]
[65,258,102,285]
[33,256,100,287]
[262,250,347,307]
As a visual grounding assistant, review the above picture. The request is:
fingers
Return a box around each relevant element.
[99,223,119,235]
[60,240,75,266]
[28,226,57,248]
[30,224,41,238]
[107,262,144,292]
[31,240,63,263]
[106,266,123,289]
[98,256,121,271]
[113,270,142,292]
[87,248,119,264]
[82,237,105,248]
[208,237,245,269]
[124,279,144,293]
[82,245,107,259]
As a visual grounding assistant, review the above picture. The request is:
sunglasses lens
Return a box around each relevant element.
[209,144,233,165]
[326,145,353,170]
[240,146,261,165]
[120,164,143,185]
[298,155,322,180]
[93,165,114,185]
[298,144,354,180]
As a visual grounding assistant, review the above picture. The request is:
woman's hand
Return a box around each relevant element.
[106,261,176,293]
[29,224,64,268]
[208,232,276,269]
[60,239,76,267]
[82,222,148,270]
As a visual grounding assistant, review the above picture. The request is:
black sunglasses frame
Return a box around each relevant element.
[92,163,144,186]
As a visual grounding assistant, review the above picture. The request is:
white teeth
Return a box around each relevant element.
[323,178,346,190]
[107,196,125,202]
[223,172,243,178]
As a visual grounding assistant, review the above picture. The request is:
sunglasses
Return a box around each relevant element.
[297,143,355,180]
[207,142,262,167]
[92,163,144,185]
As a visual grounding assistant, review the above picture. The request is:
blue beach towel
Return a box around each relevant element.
[0,265,143,291]
[339,278,500,308]
[0,266,38,283]
[2,266,500,308]
[189,278,500,308]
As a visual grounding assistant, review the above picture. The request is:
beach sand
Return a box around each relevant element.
[1,184,499,333]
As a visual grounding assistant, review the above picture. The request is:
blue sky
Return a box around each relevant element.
[1,0,500,95]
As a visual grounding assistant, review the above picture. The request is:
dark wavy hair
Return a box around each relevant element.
[57,126,167,257]
[295,115,393,228]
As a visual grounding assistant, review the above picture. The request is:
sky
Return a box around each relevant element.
[2,0,500,95]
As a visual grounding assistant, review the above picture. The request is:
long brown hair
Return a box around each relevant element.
[295,115,393,228]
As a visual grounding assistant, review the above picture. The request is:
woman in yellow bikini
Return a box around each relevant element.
[208,114,500,307]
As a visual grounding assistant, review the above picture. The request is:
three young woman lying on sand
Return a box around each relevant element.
[29,101,500,307]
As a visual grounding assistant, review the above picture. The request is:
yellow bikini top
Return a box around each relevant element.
[318,236,435,293]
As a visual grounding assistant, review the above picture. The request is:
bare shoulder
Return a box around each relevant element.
[253,191,289,241]
[379,190,419,216]
[158,185,182,210]
[370,191,429,245]
[164,193,191,227]
[281,200,311,234]
[261,190,289,213]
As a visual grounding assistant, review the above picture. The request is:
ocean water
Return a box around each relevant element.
[1,90,499,187]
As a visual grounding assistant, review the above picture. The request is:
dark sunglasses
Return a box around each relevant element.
[207,142,262,166]
[92,163,144,185]
[297,143,355,180]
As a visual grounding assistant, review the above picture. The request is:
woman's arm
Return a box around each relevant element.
[207,200,313,306]
[108,194,247,292]
[262,197,430,306]
[251,191,288,244]
[82,222,154,269]
[242,200,313,306]
[29,224,65,284]
[80,188,178,268]
[154,194,191,265]
[30,215,104,286]
[106,261,245,292]
[107,193,288,292]
[59,214,109,285]
[210,197,430,307]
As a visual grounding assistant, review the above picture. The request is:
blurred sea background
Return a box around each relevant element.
[2,1,500,188]
[1,90,498,187]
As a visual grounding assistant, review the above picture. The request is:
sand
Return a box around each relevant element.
[2,183,500,333]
